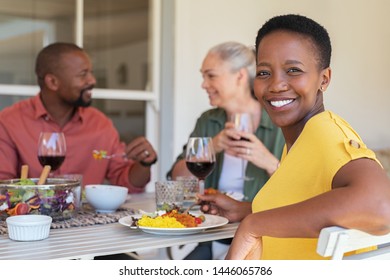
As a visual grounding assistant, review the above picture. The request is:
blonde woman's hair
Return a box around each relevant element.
[208,41,256,96]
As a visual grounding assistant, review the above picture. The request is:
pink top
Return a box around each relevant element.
[0,94,145,193]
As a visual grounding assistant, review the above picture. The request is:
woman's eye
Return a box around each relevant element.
[256,70,269,77]
[287,68,302,74]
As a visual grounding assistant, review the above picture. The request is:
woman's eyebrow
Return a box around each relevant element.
[256,62,270,67]
[257,60,304,67]
[285,59,304,66]
[200,68,213,74]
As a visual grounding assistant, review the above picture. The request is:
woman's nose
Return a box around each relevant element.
[269,75,288,92]
[201,78,208,89]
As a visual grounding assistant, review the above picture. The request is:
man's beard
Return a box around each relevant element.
[73,87,93,108]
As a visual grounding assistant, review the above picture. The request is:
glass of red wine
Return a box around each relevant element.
[185,137,216,195]
[38,132,66,174]
[231,113,254,181]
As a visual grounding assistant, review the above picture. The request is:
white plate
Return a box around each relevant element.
[118,213,228,235]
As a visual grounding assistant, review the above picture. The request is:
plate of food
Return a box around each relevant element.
[118,210,228,235]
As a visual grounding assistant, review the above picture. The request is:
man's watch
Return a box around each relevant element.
[140,156,158,167]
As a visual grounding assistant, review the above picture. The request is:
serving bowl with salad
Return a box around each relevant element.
[0,178,81,221]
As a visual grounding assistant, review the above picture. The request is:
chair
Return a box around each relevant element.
[317,226,390,259]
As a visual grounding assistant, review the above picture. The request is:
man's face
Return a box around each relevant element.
[55,50,96,108]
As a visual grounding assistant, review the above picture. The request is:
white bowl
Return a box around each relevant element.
[6,215,52,241]
[85,184,128,213]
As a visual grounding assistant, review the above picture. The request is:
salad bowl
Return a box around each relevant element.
[0,178,81,221]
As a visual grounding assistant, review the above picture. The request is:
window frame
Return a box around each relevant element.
[0,0,161,190]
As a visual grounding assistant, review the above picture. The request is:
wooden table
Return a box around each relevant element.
[0,193,238,260]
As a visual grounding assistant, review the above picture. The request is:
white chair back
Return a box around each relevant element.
[317,226,390,260]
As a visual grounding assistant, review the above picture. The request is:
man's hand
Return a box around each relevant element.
[126,136,157,166]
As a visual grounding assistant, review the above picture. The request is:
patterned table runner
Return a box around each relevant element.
[0,206,136,235]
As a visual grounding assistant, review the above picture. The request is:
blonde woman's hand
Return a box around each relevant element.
[225,131,280,176]
[211,122,243,154]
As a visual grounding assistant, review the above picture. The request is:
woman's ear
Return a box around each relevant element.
[237,68,248,85]
[319,67,331,92]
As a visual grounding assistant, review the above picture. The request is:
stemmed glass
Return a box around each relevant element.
[231,113,254,181]
[185,137,216,195]
[37,132,67,174]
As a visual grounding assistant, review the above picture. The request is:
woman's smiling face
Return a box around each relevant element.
[254,30,330,130]
[200,52,242,109]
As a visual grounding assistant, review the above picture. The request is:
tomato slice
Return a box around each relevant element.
[15,203,29,215]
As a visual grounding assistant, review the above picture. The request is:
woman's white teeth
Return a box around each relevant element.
[270,99,293,107]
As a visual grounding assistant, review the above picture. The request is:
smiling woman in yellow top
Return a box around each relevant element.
[253,111,379,259]
[197,14,390,260]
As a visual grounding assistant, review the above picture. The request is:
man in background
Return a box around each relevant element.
[0,42,157,193]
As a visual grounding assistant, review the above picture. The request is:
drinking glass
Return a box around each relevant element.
[176,176,199,208]
[37,132,66,173]
[185,137,216,194]
[231,113,254,181]
[155,181,184,211]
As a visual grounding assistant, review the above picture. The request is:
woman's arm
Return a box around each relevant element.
[226,158,390,259]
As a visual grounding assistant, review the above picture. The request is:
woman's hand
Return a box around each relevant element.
[225,214,263,260]
[197,192,251,223]
[212,122,243,154]
[225,131,280,176]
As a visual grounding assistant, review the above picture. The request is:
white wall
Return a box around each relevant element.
[172,0,390,164]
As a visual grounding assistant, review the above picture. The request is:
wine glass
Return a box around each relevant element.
[37,132,66,173]
[185,137,216,195]
[231,113,254,181]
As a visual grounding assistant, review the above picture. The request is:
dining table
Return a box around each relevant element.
[0,192,238,260]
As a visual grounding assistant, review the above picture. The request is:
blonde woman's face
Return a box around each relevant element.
[200,53,241,108]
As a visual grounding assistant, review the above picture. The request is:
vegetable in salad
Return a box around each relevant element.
[12,178,36,185]
[0,182,77,219]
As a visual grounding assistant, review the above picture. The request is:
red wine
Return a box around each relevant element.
[229,137,250,142]
[186,161,215,179]
[239,137,250,142]
[38,156,65,171]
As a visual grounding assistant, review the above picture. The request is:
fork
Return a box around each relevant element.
[182,199,212,214]
[92,150,128,160]
[182,203,197,214]
[182,201,203,214]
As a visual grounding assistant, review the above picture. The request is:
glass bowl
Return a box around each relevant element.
[0,178,81,221]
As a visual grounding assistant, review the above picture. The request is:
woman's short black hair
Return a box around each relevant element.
[255,14,332,70]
